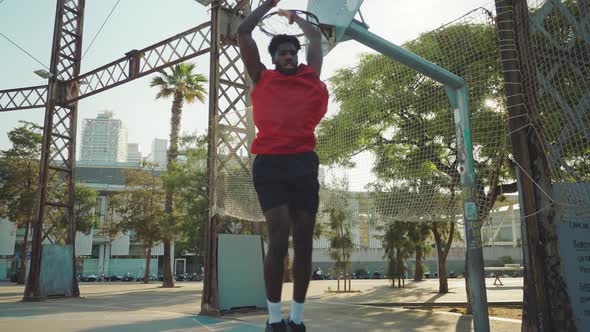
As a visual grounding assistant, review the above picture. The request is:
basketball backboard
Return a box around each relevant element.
[307,0,364,44]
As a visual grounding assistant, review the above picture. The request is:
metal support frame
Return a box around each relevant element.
[1,23,212,113]
[202,0,253,315]
[495,0,581,330]
[345,20,490,331]
[530,0,590,181]
[24,0,86,300]
[0,86,48,111]
[0,0,216,301]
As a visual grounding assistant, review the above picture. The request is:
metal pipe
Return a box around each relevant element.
[202,0,221,315]
[345,21,465,89]
[454,87,490,332]
[345,21,490,331]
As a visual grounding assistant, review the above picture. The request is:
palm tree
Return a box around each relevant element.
[150,63,207,287]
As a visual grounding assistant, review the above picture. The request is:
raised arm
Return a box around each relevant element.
[279,9,323,76]
[237,0,278,84]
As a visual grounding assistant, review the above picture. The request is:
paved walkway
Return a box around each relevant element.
[0,278,522,331]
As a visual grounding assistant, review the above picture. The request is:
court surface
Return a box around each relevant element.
[0,279,522,331]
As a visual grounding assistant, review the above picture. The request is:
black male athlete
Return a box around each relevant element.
[237,0,328,331]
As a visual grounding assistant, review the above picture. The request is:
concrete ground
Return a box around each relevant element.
[0,278,522,331]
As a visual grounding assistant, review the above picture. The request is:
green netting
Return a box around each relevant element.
[315,8,506,224]
[214,0,590,225]
[214,7,511,226]
[517,0,590,216]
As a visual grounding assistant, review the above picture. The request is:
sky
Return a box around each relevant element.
[0,0,495,175]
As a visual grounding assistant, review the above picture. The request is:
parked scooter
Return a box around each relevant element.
[187,273,203,281]
[122,272,136,282]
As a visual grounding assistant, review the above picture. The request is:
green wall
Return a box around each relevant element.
[0,259,9,281]
[79,258,158,276]
[82,258,99,275]
[109,258,158,276]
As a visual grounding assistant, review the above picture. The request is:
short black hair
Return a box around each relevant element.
[268,34,301,57]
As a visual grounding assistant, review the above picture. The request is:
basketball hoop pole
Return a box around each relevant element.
[344,21,491,332]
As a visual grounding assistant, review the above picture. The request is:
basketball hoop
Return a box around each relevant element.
[259,9,330,40]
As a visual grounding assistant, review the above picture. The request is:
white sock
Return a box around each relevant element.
[289,301,304,324]
[267,300,282,324]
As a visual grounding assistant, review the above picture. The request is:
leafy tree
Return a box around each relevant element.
[371,183,458,292]
[165,133,209,274]
[381,221,414,288]
[317,23,521,306]
[0,121,42,284]
[322,178,355,292]
[431,221,456,293]
[406,221,432,281]
[112,166,165,284]
[318,23,514,228]
[74,184,98,235]
[325,206,353,292]
[150,63,207,287]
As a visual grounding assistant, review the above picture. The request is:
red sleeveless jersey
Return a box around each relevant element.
[250,64,329,154]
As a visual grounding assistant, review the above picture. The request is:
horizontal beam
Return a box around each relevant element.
[1,21,213,112]
[0,85,48,112]
[69,21,212,103]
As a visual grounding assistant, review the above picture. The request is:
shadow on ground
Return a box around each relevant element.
[0,286,203,319]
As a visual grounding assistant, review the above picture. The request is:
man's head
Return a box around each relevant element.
[268,34,301,75]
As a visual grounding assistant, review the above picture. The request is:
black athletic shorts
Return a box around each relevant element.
[252,151,320,216]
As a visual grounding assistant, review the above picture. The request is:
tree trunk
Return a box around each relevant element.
[437,252,448,293]
[144,243,152,284]
[162,94,184,289]
[414,246,423,281]
[342,261,347,293]
[348,260,351,292]
[17,219,31,284]
[495,1,576,330]
[396,248,402,288]
[431,222,454,294]
[341,246,347,292]
[194,243,199,277]
[337,265,340,292]
[400,251,405,288]
[162,239,174,287]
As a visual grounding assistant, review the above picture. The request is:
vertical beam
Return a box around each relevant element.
[495,2,547,328]
[24,0,85,301]
[495,1,577,330]
[202,0,222,315]
[452,87,490,332]
[202,0,253,315]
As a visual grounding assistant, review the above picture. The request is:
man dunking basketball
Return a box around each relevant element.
[237,1,328,331]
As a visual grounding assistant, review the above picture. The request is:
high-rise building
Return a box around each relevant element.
[80,111,128,162]
[127,143,142,164]
[148,138,168,169]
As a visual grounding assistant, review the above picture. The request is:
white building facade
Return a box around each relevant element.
[148,138,168,169]
[80,111,128,163]
[127,143,142,164]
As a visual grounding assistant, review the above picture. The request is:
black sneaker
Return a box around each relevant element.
[265,319,287,332]
[287,320,306,332]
